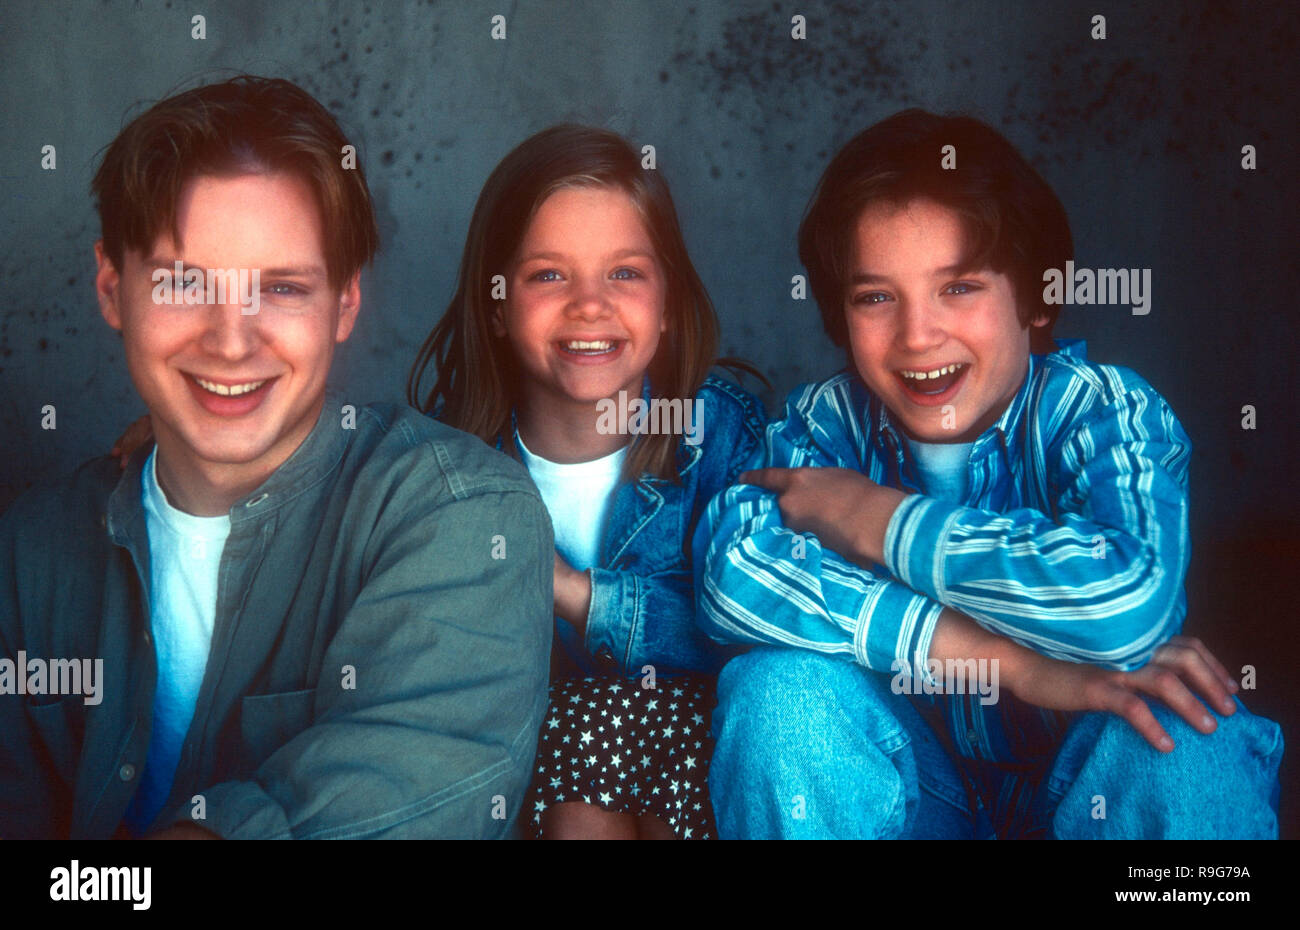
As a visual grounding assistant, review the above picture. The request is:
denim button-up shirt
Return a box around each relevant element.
[496,375,767,679]
[0,395,554,838]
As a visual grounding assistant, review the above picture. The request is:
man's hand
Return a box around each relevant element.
[553,552,592,636]
[1008,635,1240,752]
[741,467,907,566]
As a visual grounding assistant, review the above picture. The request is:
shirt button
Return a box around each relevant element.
[119,763,136,782]
[966,729,979,744]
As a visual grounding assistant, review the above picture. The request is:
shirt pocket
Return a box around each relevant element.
[238,687,317,772]
[25,695,87,779]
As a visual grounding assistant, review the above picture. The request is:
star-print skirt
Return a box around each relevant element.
[523,674,717,840]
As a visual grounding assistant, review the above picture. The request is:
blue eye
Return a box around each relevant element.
[944,281,980,296]
[531,269,562,283]
[852,291,891,305]
[266,283,306,297]
[610,267,641,280]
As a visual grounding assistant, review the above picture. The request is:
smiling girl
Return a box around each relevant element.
[408,125,766,839]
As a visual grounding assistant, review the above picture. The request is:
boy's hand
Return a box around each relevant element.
[1008,635,1240,753]
[741,467,907,566]
[109,414,154,470]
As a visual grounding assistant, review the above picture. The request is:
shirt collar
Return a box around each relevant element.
[107,390,347,537]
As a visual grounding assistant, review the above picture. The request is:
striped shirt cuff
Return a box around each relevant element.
[884,493,964,606]
[855,576,946,686]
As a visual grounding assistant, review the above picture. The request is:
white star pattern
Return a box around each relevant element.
[526,678,715,841]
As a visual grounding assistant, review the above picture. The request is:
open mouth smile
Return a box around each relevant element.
[556,338,626,363]
[184,372,279,415]
[895,363,969,402]
[193,376,268,396]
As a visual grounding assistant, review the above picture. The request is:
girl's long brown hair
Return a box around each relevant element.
[408,124,760,482]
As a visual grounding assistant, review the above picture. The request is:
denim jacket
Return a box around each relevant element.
[0,394,553,839]
[494,374,767,679]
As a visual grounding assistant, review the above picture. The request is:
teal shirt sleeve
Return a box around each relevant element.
[153,483,555,839]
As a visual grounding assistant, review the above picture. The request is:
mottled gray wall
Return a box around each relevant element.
[1,0,1296,822]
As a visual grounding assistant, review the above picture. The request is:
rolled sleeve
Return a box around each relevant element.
[585,566,637,668]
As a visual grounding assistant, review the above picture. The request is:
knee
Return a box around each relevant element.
[1053,699,1284,839]
[1166,698,1284,797]
[1138,698,1283,773]
[717,645,852,700]
[711,647,910,778]
[713,647,874,745]
[709,649,912,838]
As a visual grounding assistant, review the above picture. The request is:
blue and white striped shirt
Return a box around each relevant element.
[694,341,1192,767]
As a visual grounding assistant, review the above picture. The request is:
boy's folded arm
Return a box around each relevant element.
[695,482,945,678]
[150,488,554,840]
[693,381,948,675]
[928,608,1239,752]
[692,474,1234,756]
[883,392,1192,668]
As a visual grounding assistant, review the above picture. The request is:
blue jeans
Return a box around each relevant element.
[709,647,1283,839]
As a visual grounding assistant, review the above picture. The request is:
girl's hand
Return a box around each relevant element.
[110,414,154,470]
[553,552,593,636]
[1007,635,1239,752]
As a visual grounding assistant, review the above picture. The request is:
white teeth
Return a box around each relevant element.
[564,340,615,351]
[900,363,965,380]
[195,376,267,396]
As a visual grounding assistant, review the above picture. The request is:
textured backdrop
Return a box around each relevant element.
[1,0,1296,831]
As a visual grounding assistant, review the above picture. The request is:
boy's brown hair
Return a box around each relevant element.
[92,75,378,292]
[798,108,1073,355]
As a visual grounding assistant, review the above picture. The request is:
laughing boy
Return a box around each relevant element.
[696,109,1282,839]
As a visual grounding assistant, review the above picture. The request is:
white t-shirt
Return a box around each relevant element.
[515,430,628,572]
[124,447,230,834]
[905,436,975,504]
